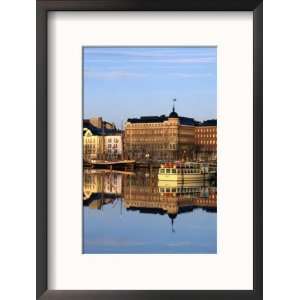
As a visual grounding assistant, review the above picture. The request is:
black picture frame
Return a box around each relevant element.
[37,0,263,299]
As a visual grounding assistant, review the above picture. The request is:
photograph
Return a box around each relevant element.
[82,47,217,254]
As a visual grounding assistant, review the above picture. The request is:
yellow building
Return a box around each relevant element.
[83,170,105,200]
[83,127,105,161]
[83,117,123,161]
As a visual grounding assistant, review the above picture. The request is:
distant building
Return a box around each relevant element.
[83,117,123,160]
[85,116,116,130]
[195,119,217,153]
[124,107,197,161]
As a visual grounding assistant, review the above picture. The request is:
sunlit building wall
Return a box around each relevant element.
[104,134,123,159]
[124,109,196,161]
[83,128,105,160]
[195,120,217,153]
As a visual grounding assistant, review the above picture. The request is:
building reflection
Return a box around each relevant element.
[83,170,217,217]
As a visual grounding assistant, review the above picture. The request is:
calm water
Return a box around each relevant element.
[83,169,217,254]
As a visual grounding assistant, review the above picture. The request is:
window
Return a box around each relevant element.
[166,169,170,174]
[172,169,176,174]
[160,169,165,174]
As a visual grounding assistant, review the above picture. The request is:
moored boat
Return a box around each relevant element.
[158,161,208,181]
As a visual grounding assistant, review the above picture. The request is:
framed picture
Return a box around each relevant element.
[37,0,262,299]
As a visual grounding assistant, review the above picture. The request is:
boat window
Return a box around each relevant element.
[172,169,176,174]
[172,188,176,192]
[160,169,165,173]
[166,188,170,192]
[166,169,170,174]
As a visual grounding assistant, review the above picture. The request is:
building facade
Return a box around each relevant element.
[195,120,217,153]
[104,134,123,160]
[83,117,123,161]
[124,109,196,161]
[83,127,105,160]
[87,116,116,130]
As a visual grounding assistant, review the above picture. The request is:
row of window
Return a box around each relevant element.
[196,128,216,133]
[127,123,172,128]
[160,168,202,174]
[107,144,119,148]
[85,145,97,150]
[84,137,99,144]
[107,138,120,143]
[126,131,178,135]
[127,144,178,150]
[107,149,118,154]
[197,140,216,144]
[196,134,216,138]
[159,187,204,193]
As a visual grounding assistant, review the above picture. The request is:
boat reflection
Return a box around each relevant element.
[83,169,217,217]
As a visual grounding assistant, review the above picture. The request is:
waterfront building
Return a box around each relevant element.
[104,172,122,194]
[83,117,123,160]
[83,171,105,201]
[195,119,217,154]
[83,171,122,201]
[124,107,197,161]
[104,134,123,160]
[122,174,217,217]
[83,126,105,160]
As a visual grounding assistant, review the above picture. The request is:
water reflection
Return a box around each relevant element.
[83,169,217,254]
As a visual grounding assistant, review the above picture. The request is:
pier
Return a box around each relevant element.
[86,159,136,170]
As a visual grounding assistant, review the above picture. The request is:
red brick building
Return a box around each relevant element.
[195,120,217,153]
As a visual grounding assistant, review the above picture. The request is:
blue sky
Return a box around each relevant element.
[83,47,217,128]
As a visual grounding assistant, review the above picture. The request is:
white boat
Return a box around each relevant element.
[158,161,208,182]
[158,180,207,196]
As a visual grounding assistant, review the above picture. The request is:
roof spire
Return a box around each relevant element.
[171,218,175,233]
[172,98,176,112]
[169,98,179,118]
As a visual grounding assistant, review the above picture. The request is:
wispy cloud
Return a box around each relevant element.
[85,48,216,58]
[84,49,216,65]
[170,72,214,78]
[86,239,150,247]
[84,70,147,80]
[85,57,215,65]
[84,69,214,80]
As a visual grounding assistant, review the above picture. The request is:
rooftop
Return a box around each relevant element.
[83,122,122,136]
[127,108,198,126]
[196,119,217,127]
